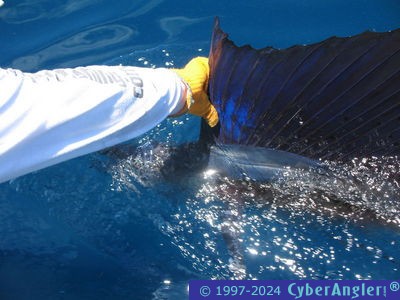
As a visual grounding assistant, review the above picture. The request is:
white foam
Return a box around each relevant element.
[0,0,4,7]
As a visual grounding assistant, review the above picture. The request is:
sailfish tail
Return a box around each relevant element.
[207,17,400,161]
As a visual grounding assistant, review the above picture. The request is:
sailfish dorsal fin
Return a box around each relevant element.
[208,17,400,161]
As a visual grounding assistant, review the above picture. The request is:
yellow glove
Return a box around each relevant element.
[172,57,219,127]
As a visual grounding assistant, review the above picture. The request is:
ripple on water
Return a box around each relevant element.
[59,69,400,282]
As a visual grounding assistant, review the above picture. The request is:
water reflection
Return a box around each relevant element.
[12,24,137,69]
[0,0,103,24]
[98,49,400,283]
[106,122,399,280]
[1,0,173,70]
[159,16,206,40]
[0,0,163,24]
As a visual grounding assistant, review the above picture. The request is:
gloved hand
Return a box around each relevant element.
[172,57,219,127]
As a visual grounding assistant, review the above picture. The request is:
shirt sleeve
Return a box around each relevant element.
[0,65,186,183]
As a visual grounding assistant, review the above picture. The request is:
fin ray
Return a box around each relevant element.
[208,17,400,161]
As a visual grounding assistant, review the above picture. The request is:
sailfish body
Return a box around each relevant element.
[193,21,400,257]
[109,18,399,189]
[206,17,400,166]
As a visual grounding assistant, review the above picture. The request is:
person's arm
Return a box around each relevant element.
[0,65,187,183]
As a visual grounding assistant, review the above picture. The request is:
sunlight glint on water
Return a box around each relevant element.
[102,47,400,284]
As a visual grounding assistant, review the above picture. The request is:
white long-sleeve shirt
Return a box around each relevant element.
[0,65,187,183]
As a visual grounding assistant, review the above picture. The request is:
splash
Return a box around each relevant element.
[193,157,400,279]
[108,133,400,280]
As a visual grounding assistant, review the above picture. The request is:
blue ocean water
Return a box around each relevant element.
[0,0,400,299]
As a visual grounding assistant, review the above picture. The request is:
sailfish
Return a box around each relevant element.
[153,17,398,187]
[206,16,399,166]
[106,17,400,222]
[103,18,400,279]
[182,18,400,278]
